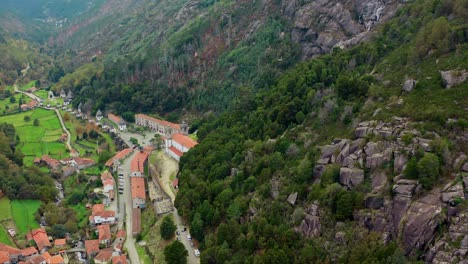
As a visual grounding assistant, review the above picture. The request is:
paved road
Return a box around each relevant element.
[122,150,141,264]
[53,108,74,154]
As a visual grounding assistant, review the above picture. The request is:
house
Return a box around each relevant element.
[108,114,126,131]
[135,114,189,136]
[21,247,38,258]
[115,230,126,244]
[39,155,61,170]
[129,149,151,177]
[131,177,146,209]
[89,204,116,225]
[54,239,66,248]
[84,240,100,258]
[46,255,64,264]
[26,228,51,252]
[105,148,133,168]
[0,252,9,264]
[172,178,179,189]
[96,110,103,121]
[60,89,66,98]
[101,172,114,193]
[94,248,114,264]
[164,133,198,161]
[73,157,96,170]
[112,255,128,264]
[20,100,38,111]
[0,243,22,263]
[97,224,111,246]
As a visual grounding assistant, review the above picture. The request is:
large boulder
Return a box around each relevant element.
[394,153,408,173]
[355,127,369,138]
[371,171,388,191]
[402,190,443,255]
[287,192,298,206]
[402,79,416,92]
[364,141,385,156]
[441,183,464,203]
[440,70,468,89]
[349,138,365,154]
[393,179,418,198]
[366,153,385,169]
[297,204,321,238]
[339,167,364,188]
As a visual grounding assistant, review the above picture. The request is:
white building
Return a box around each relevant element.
[164,133,198,161]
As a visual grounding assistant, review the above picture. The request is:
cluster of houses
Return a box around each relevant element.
[34,155,96,177]
[0,228,66,264]
[134,114,197,161]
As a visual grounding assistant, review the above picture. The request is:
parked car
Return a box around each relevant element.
[194,249,200,257]
[187,234,191,241]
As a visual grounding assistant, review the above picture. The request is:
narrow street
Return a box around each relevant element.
[120,150,140,264]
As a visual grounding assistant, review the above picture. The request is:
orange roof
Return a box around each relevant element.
[97,224,111,241]
[73,157,95,166]
[21,246,38,256]
[116,229,126,238]
[0,252,9,263]
[50,255,64,263]
[131,177,146,199]
[105,148,133,167]
[108,114,122,124]
[100,211,115,218]
[0,242,21,255]
[172,133,198,149]
[54,238,67,247]
[95,248,113,261]
[169,147,183,157]
[92,204,105,216]
[101,171,113,181]
[27,255,46,264]
[84,240,100,255]
[27,228,51,251]
[42,252,51,262]
[136,114,181,130]
[130,150,151,173]
[103,178,114,187]
[41,155,61,168]
[112,255,128,264]
[172,178,179,187]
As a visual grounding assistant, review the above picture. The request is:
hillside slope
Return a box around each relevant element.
[173,0,468,262]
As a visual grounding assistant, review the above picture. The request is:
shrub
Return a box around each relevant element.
[160,216,177,240]
[417,153,440,189]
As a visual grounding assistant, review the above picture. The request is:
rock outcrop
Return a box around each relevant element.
[402,79,416,92]
[440,70,468,88]
[297,204,321,238]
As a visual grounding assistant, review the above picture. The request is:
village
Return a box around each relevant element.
[0,88,199,264]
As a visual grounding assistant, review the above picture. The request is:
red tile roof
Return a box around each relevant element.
[172,178,179,187]
[169,147,183,157]
[131,177,146,199]
[112,255,128,264]
[42,252,51,262]
[172,133,198,149]
[26,255,45,264]
[105,148,133,167]
[95,248,113,261]
[0,252,9,263]
[92,204,105,216]
[21,246,38,256]
[50,255,65,263]
[84,240,100,255]
[54,239,67,247]
[26,228,51,251]
[0,242,21,255]
[103,179,114,188]
[116,229,126,238]
[130,150,151,173]
[136,114,181,130]
[40,155,61,169]
[97,224,111,241]
[101,171,113,181]
[73,157,95,166]
[108,114,123,124]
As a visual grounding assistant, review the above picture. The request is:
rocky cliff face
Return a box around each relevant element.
[285,0,405,59]
[306,117,468,260]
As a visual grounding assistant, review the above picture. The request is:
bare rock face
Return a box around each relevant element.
[440,70,468,88]
[402,79,416,92]
[366,153,385,169]
[287,192,298,206]
[402,190,443,255]
[393,179,418,198]
[371,171,387,191]
[339,167,364,188]
[441,183,464,203]
[297,204,321,238]
[355,126,369,138]
[290,0,404,59]
[394,153,408,173]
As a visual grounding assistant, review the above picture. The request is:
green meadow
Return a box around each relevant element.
[0,108,67,165]
[11,200,41,234]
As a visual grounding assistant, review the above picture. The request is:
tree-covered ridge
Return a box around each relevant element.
[174,0,468,262]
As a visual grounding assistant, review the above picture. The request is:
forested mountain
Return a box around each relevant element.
[0,0,467,263]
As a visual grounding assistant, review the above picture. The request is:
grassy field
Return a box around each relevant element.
[0,197,13,221]
[11,200,41,234]
[0,225,13,246]
[0,108,67,166]
[0,93,31,115]
[20,81,36,91]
